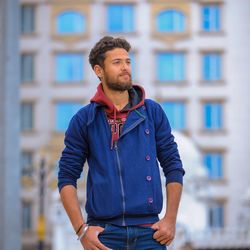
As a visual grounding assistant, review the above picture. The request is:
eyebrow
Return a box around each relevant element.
[111,58,131,62]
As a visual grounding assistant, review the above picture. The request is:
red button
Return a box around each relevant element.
[146,155,150,161]
[145,129,150,135]
[146,176,152,181]
[148,197,153,203]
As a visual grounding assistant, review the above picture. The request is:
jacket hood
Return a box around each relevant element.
[90,83,145,114]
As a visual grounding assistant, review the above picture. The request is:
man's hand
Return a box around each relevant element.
[151,217,176,246]
[80,226,110,250]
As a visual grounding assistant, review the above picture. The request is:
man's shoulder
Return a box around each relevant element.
[75,102,99,125]
[144,98,162,110]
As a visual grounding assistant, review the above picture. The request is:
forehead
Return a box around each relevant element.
[104,48,129,61]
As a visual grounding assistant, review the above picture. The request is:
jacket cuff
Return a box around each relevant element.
[165,169,184,186]
[58,180,77,193]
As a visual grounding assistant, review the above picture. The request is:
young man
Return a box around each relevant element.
[58,36,185,250]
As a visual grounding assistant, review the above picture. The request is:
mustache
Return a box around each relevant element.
[119,72,131,77]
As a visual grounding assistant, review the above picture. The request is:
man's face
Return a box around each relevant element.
[100,48,132,91]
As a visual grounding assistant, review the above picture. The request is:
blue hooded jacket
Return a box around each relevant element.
[58,88,184,226]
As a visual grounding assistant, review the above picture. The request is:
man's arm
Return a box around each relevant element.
[60,185,85,233]
[152,182,183,246]
[60,185,110,250]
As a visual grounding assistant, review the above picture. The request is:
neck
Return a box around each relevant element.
[102,84,129,111]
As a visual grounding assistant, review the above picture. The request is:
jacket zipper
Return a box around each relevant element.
[114,141,126,226]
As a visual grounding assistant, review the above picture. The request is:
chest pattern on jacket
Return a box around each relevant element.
[107,117,127,142]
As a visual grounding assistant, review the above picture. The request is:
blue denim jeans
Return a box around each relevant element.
[97,224,167,250]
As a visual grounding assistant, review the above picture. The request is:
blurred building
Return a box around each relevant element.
[19,0,250,249]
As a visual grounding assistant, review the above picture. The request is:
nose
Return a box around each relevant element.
[121,61,131,72]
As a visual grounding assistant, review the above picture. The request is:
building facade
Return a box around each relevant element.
[19,0,250,249]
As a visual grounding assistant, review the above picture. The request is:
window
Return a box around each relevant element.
[56,11,85,34]
[56,53,84,82]
[21,54,34,83]
[203,153,223,179]
[156,9,185,32]
[21,5,35,34]
[21,103,34,131]
[129,52,136,80]
[161,102,186,130]
[202,53,222,81]
[208,203,224,228]
[55,102,83,131]
[107,4,134,32]
[21,152,33,177]
[203,102,223,130]
[156,52,185,81]
[22,202,32,231]
[202,4,221,32]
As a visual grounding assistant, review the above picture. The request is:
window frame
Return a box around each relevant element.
[54,52,85,84]
[203,151,224,180]
[22,201,33,232]
[207,202,225,228]
[21,101,35,132]
[156,9,185,33]
[20,4,36,35]
[21,52,36,84]
[155,51,187,84]
[200,51,224,83]
[21,151,34,177]
[202,101,224,131]
[54,101,84,132]
[200,2,223,33]
[56,10,85,35]
[161,100,187,131]
[106,3,135,33]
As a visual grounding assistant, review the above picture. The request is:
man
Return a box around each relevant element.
[58,36,185,250]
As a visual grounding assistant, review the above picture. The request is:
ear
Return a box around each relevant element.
[93,65,103,78]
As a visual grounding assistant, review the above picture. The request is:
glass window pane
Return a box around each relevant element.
[57,11,85,34]
[56,53,84,82]
[21,103,34,131]
[21,152,33,177]
[22,202,32,231]
[203,53,221,81]
[157,53,185,81]
[204,103,223,130]
[55,102,83,131]
[107,4,134,32]
[208,203,224,228]
[157,10,185,32]
[161,102,186,130]
[203,153,223,179]
[129,52,136,80]
[21,5,35,34]
[202,5,221,32]
[21,54,34,82]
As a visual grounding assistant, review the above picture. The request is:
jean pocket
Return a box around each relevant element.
[97,223,111,236]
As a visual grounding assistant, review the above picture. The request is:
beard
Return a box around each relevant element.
[104,73,132,91]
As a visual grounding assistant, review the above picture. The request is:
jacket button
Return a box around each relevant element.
[146,155,150,161]
[146,176,152,181]
[145,129,150,135]
[148,197,153,204]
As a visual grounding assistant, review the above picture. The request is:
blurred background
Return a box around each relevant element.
[0,0,250,249]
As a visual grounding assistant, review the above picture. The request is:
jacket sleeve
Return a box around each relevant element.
[58,113,89,192]
[154,103,185,185]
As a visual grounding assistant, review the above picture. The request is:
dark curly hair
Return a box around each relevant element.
[89,36,131,69]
